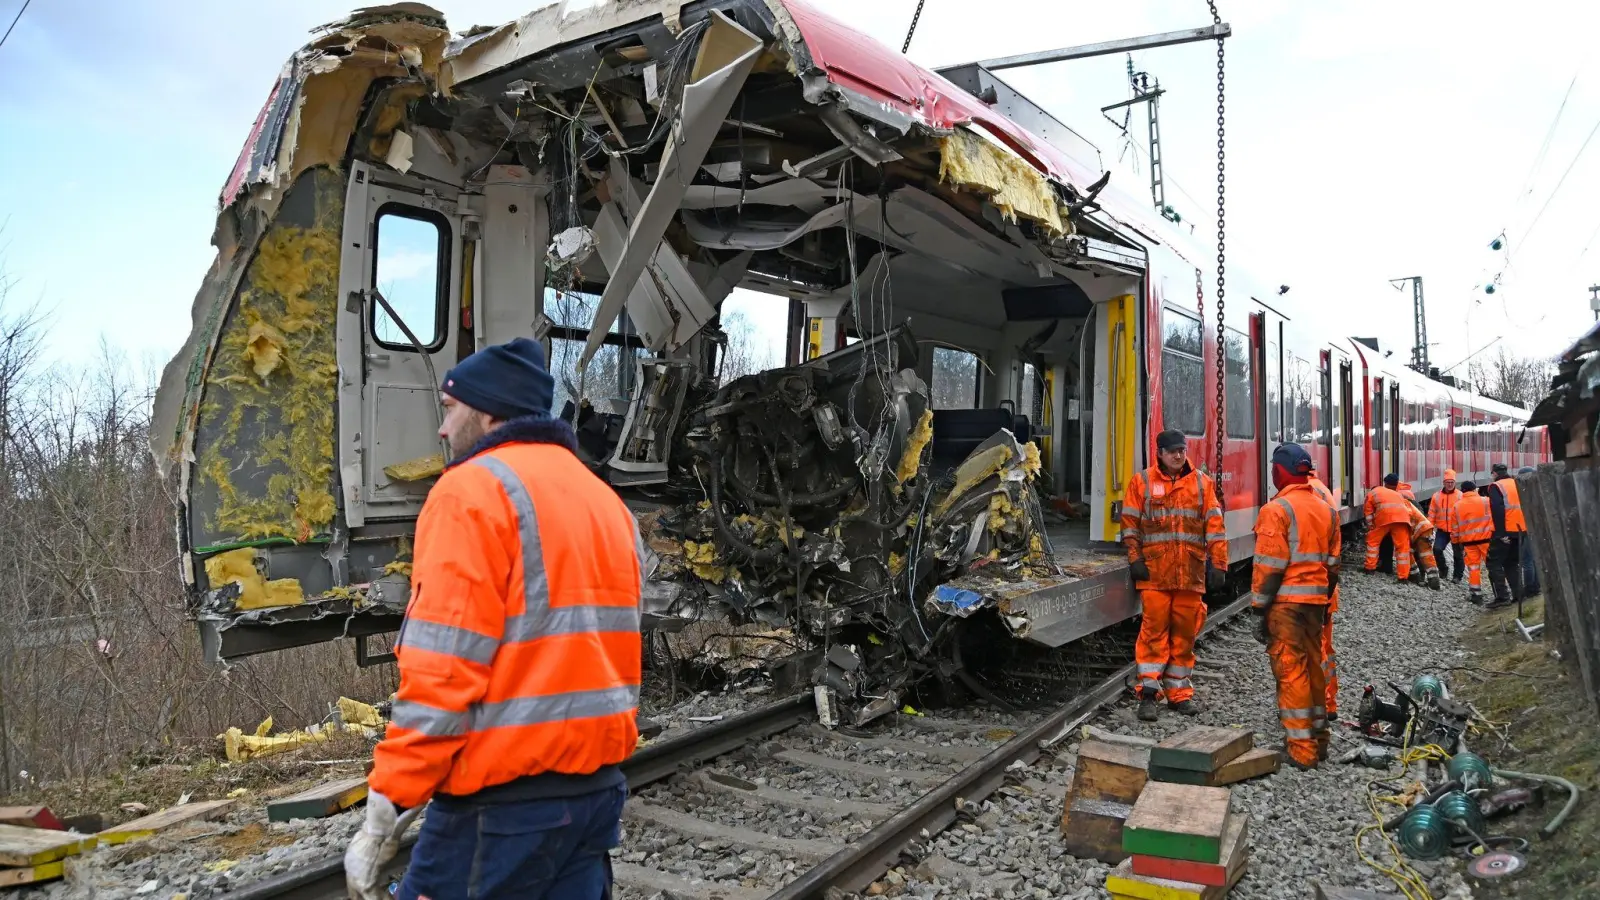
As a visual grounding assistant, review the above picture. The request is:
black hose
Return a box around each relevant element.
[727,465,860,508]
[700,451,780,564]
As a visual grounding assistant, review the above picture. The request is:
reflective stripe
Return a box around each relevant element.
[475,456,551,620]
[1144,532,1205,545]
[504,605,641,641]
[472,685,639,731]
[1163,678,1193,690]
[401,620,499,666]
[1280,707,1316,719]
[1284,727,1314,739]
[1255,554,1290,569]
[392,700,469,737]
[1278,583,1329,597]
[1137,663,1166,675]
[1164,665,1193,677]
[1251,592,1273,608]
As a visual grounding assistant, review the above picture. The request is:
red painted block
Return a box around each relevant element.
[1130,815,1248,887]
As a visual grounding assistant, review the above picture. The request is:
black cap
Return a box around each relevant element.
[1271,442,1313,475]
[1156,430,1186,452]
[1492,462,1509,474]
[1383,473,1399,486]
[1459,480,1476,492]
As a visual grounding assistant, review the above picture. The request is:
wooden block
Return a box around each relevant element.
[0,807,62,830]
[58,814,103,834]
[0,825,94,867]
[1059,796,1133,864]
[1083,726,1158,749]
[1070,740,1150,803]
[268,776,370,823]
[1213,746,1279,785]
[1131,813,1248,886]
[1106,853,1246,900]
[98,799,234,845]
[1149,727,1253,773]
[1149,747,1280,787]
[0,860,66,888]
[1122,782,1231,863]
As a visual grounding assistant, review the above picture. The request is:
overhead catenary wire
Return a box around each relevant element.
[1515,113,1600,253]
[0,0,32,51]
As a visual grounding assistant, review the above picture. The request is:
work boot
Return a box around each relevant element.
[1137,695,1160,722]
[1169,699,1201,716]
[1428,573,1441,591]
[1468,588,1484,605]
[1280,744,1318,771]
[1485,596,1513,611]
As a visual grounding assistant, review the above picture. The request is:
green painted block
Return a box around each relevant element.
[1121,782,1230,864]
[1149,727,1253,773]
[1147,764,1211,786]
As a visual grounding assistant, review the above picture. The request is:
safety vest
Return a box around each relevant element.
[1251,483,1341,608]
[1408,504,1435,543]
[1120,464,1227,591]
[1494,477,1528,533]
[1453,493,1493,545]
[1427,489,1460,532]
[1397,481,1416,501]
[1308,476,1337,512]
[1364,486,1411,528]
[372,439,644,809]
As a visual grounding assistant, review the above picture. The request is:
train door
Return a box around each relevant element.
[1223,319,1260,512]
[1251,313,1269,507]
[1390,384,1402,478]
[1370,377,1385,485]
[1339,359,1354,506]
[336,163,462,526]
[1091,292,1141,542]
[1320,351,1336,499]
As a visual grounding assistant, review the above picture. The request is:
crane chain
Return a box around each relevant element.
[901,0,927,54]
[1208,0,1227,500]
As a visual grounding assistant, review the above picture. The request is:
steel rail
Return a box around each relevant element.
[220,693,815,900]
[762,593,1254,900]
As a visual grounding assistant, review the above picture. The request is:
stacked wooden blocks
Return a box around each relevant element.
[1147,726,1278,787]
[0,813,94,889]
[1059,737,1151,863]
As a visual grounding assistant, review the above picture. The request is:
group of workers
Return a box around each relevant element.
[1123,430,1541,769]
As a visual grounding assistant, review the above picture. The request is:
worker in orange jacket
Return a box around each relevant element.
[347,339,644,900]
[1121,430,1228,722]
[1364,473,1413,581]
[1428,469,1465,583]
[1306,467,1341,730]
[1252,443,1341,768]
[1452,481,1493,605]
[1406,505,1443,590]
[1485,462,1528,611]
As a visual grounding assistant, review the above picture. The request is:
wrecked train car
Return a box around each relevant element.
[151,0,1267,715]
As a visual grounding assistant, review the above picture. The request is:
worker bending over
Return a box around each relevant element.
[1486,462,1528,611]
[1452,481,1493,605]
[1405,505,1443,590]
[1306,465,1341,730]
[1364,473,1412,581]
[346,339,644,900]
[1427,469,1464,582]
[1121,429,1227,722]
[1252,443,1341,768]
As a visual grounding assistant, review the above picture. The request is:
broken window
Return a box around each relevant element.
[931,347,979,409]
[1161,309,1204,435]
[1224,328,1253,439]
[544,289,639,418]
[372,207,447,350]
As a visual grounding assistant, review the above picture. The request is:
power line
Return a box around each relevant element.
[1518,113,1600,252]
[0,0,32,51]
[1509,72,1578,211]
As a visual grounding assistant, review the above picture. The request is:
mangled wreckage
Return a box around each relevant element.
[152,0,1243,723]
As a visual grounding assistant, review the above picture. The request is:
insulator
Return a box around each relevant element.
[1398,805,1451,860]
[1447,752,1494,791]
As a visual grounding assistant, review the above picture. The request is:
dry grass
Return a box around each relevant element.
[1455,596,1600,897]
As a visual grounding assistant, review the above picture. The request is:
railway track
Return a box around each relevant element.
[222,594,1252,900]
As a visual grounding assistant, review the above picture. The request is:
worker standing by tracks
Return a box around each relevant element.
[1251,443,1341,768]
[1306,465,1342,735]
[1121,430,1228,722]
[1453,481,1494,605]
[1428,469,1464,582]
[345,339,645,900]
[1486,462,1528,611]
[1363,474,1413,582]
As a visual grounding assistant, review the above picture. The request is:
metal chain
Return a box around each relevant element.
[1208,0,1227,499]
[901,0,927,54]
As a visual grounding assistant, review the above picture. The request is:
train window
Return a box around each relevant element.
[1267,339,1283,440]
[372,206,449,351]
[1318,363,1331,446]
[1224,328,1253,438]
[1287,354,1315,443]
[931,347,980,409]
[1162,309,1205,435]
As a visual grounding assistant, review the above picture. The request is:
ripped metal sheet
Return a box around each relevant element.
[580,10,764,369]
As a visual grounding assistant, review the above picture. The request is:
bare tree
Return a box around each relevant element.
[718,307,777,383]
[1466,347,1557,410]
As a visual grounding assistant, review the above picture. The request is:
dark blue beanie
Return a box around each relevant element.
[442,338,554,421]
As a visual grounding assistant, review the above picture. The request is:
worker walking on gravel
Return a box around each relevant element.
[1121,429,1227,722]
[1405,505,1443,590]
[1453,481,1494,605]
[1427,469,1465,582]
[1364,473,1412,582]
[1486,462,1528,610]
[1306,465,1341,731]
[346,338,645,900]
[1252,443,1341,768]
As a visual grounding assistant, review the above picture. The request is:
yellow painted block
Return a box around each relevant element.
[0,859,66,887]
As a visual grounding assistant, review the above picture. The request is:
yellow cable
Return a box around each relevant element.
[1353,723,1437,900]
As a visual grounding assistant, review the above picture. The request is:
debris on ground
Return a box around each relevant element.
[218,697,387,762]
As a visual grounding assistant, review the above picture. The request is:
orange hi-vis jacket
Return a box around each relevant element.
[1427,488,1461,532]
[1408,504,1435,543]
[1308,476,1337,511]
[1453,492,1494,545]
[1121,463,1227,592]
[1363,485,1411,529]
[1252,483,1342,609]
[1492,477,1528,533]
[371,434,644,810]
[1397,481,1416,501]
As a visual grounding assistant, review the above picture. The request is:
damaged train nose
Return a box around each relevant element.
[636,326,1054,725]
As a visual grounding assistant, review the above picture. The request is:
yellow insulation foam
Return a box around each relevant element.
[939,127,1066,234]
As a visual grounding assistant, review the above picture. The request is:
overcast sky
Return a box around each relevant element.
[3,0,1599,377]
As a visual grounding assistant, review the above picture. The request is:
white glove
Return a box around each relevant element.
[345,792,425,900]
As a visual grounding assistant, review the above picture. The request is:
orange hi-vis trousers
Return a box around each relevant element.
[1413,538,1438,579]
[1134,590,1207,703]
[1463,543,1489,588]
[1320,589,1339,719]
[1365,523,1411,579]
[1266,602,1329,768]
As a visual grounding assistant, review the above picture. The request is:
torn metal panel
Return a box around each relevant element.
[580,10,764,368]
